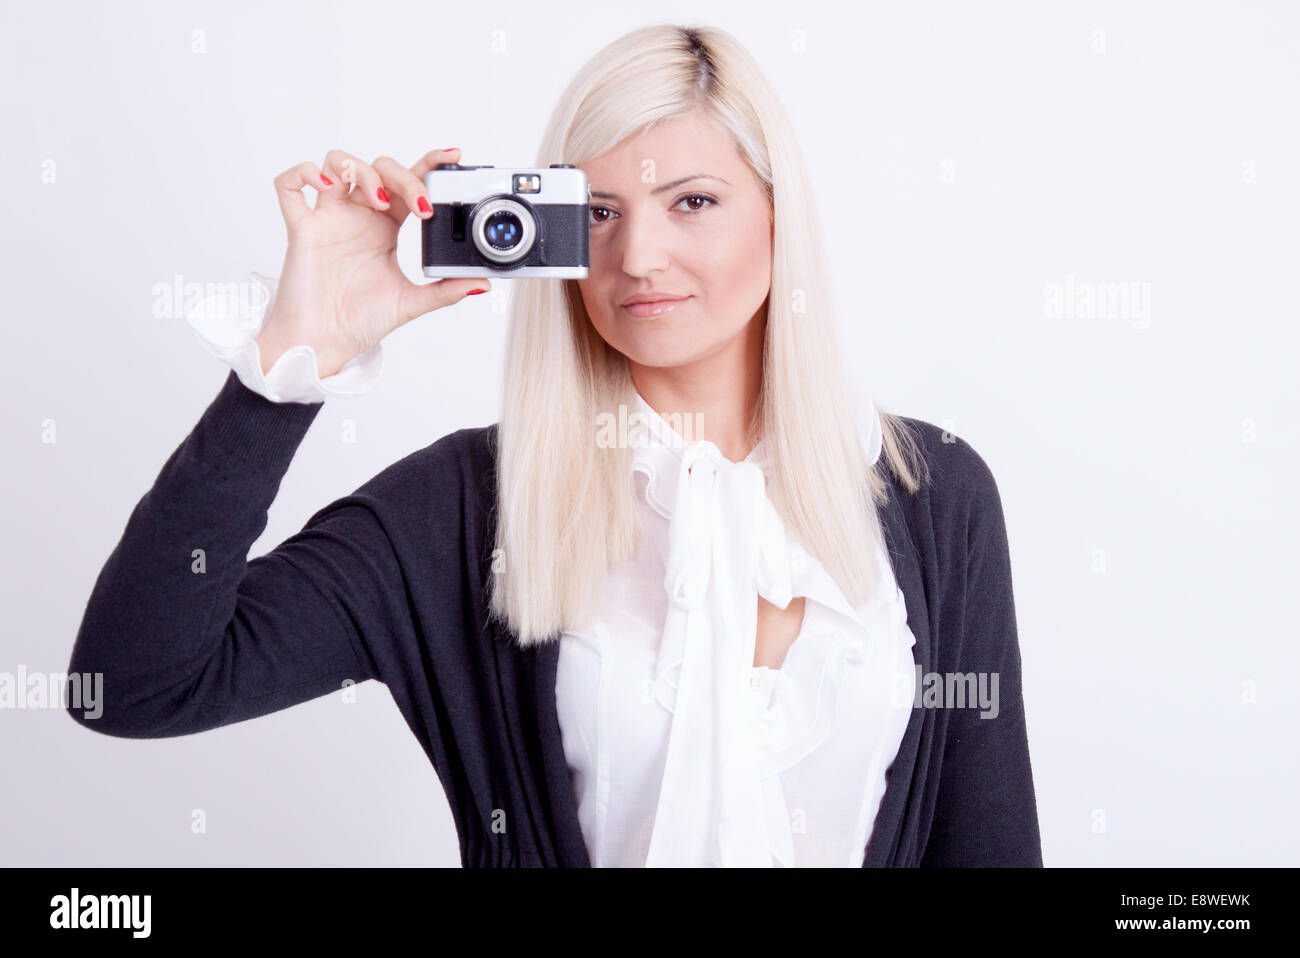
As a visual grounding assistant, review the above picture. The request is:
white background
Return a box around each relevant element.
[2,0,1296,866]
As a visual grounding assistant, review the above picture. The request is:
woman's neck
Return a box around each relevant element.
[629,313,765,463]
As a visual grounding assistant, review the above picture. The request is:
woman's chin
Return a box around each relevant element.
[594,318,727,370]
[619,343,713,369]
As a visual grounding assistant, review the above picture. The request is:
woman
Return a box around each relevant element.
[68,23,1042,867]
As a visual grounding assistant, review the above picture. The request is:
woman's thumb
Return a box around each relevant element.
[396,277,491,326]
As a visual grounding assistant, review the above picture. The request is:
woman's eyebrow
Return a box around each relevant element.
[589,174,732,200]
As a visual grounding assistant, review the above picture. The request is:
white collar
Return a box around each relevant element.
[623,388,897,866]
[628,389,882,517]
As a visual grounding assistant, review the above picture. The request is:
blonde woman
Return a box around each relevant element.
[68,22,1041,868]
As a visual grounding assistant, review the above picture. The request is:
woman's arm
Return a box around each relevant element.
[69,144,496,738]
[66,370,403,738]
[919,455,1044,867]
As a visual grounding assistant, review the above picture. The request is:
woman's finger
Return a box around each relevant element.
[403,148,462,225]
[272,160,333,231]
[371,155,427,224]
[395,275,492,328]
[340,154,392,215]
[409,146,462,181]
[318,149,372,207]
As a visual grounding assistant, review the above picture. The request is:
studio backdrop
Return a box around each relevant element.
[2,0,1296,866]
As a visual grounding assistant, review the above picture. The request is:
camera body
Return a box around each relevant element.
[421,163,589,278]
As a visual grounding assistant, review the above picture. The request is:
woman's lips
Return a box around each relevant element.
[621,296,691,317]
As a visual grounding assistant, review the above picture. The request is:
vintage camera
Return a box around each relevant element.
[421,163,589,278]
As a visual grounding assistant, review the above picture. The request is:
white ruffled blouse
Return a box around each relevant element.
[555,394,917,867]
[188,270,918,868]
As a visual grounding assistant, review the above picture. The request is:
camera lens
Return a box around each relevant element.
[484,211,522,250]
[470,197,537,265]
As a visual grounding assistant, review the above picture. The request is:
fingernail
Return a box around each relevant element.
[320,174,334,186]
[467,288,488,295]
[417,196,432,215]
[443,147,458,152]
[377,187,389,204]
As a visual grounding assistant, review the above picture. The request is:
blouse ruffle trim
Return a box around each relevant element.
[184,270,383,404]
[626,389,915,866]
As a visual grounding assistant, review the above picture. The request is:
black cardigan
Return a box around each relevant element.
[67,369,1044,867]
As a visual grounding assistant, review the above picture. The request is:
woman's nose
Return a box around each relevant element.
[619,214,671,277]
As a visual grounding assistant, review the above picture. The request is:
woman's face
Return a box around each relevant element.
[577,108,774,370]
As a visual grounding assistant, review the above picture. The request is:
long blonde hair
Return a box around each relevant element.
[490,22,928,646]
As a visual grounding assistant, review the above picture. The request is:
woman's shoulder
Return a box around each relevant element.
[885,414,1007,535]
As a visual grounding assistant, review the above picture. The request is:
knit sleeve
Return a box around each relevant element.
[919,449,1044,867]
[65,369,403,738]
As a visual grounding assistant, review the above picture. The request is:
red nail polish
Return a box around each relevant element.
[377,187,389,203]
[417,196,432,214]
[320,174,334,186]
[467,288,488,295]
[443,147,458,152]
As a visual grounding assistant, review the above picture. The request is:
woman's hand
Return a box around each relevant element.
[256,147,491,377]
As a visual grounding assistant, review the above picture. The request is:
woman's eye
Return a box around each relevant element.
[676,193,717,213]
[588,194,716,227]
